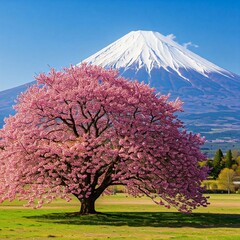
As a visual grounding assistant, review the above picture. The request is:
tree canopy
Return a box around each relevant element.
[0,64,208,214]
[218,168,236,194]
[212,149,224,179]
[225,150,233,168]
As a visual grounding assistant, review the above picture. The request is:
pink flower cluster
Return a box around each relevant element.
[0,63,209,212]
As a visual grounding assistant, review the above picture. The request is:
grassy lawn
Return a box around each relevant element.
[0,194,240,239]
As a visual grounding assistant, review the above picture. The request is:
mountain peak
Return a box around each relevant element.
[82,30,230,78]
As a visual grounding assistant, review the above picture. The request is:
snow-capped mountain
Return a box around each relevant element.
[83,30,240,101]
[82,30,240,144]
[1,30,240,147]
[84,30,227,76]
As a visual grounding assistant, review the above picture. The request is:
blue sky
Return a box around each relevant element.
[0,0,239,91]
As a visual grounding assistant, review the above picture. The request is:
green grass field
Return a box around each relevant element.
[0,194,240,239]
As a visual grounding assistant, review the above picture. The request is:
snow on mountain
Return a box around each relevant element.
[83,30,229,76]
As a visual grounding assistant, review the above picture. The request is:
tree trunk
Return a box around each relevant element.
[80,197,97,215]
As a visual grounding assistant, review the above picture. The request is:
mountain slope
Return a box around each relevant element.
[82,30,240,143]
[0,82,32,127]
[1,30,240,145]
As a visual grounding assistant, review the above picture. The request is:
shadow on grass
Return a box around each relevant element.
[25,212,240,228]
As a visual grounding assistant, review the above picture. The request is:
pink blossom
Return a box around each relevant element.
[0,63,208,213]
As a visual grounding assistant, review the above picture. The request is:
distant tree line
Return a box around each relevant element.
[202,149,240,193]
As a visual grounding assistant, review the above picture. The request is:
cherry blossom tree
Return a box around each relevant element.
[0,64,208,214]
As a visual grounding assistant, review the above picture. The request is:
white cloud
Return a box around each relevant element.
[183,41,199,49]
[166,34,199,50]
[166,34,176,40]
